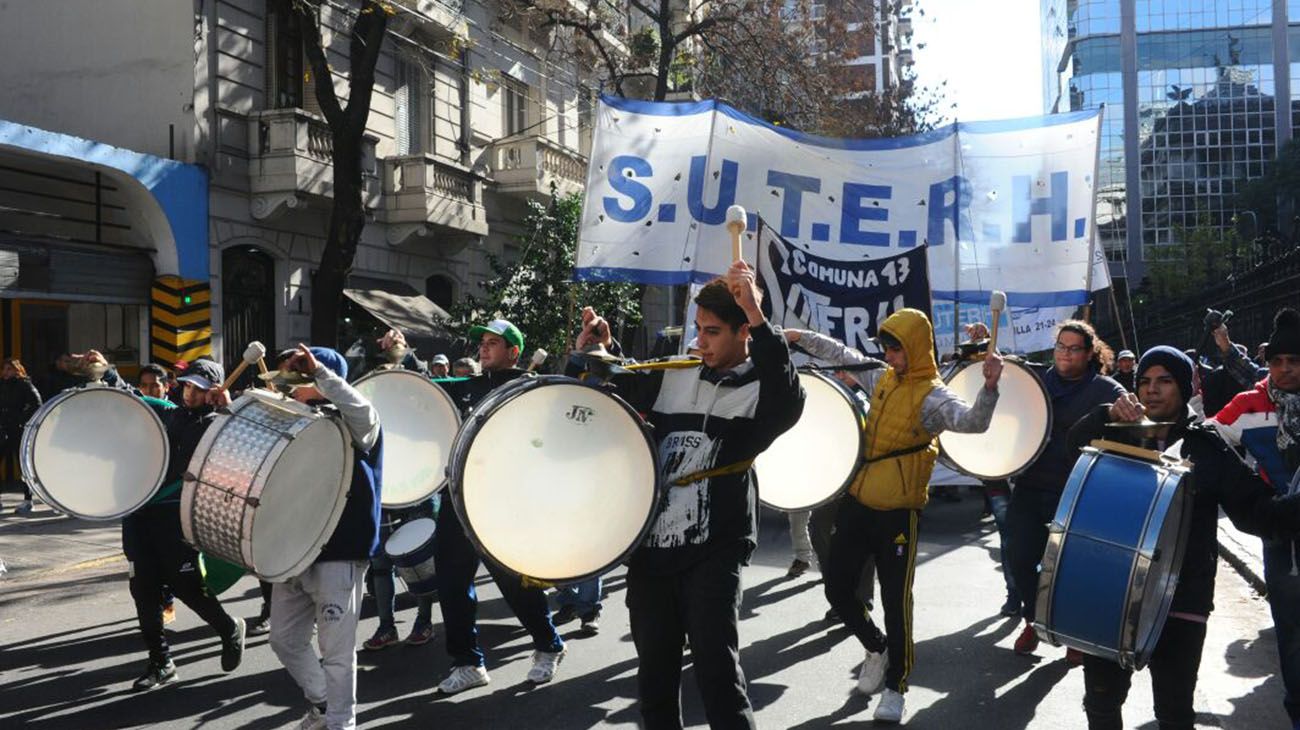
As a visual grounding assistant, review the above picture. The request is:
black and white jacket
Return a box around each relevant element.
[572,322,804,574]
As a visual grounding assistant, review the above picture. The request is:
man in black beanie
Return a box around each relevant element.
[1212,307,1300,725]
[1069,344,1300,729]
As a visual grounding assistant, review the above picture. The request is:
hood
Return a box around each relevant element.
[879,308,939,382]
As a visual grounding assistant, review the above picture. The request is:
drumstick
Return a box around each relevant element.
[220,341,267,391]
[527,348,548,373]
[726,205,747,263]
[988,290,1006,353]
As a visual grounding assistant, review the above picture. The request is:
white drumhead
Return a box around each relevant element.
[249,411,353,581]
[459,381,657,582]
[938,361,1051,480]
[354,370,460,508]
[754,371,863,511]
[23,388,168,520]
[386,517,436,557]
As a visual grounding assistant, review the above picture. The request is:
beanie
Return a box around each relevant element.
[310,347,348,380]
[1265,309,1300,360]
[1137,346,1194,404]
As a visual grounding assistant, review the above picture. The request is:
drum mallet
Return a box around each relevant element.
[220,341,267,391]
[528,348,548,373]
[725,205,747,262]
[988,290,1007,353]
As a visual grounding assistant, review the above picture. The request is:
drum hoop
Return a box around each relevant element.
[756,369,866,512]
[1122,466,1194,670]
[447,374,663,585]
[353,368,461,508]
[937,359,1054,481]
[22,385,170,521]
[1034,448,1101,648]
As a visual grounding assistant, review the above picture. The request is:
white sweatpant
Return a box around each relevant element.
[788,510,816,564]
[269,560,366,730]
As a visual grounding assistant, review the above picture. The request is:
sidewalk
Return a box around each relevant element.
[0,501,125,584]
[1218,510,1268,595]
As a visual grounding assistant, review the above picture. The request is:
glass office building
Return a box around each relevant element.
[1042,0,1300,282]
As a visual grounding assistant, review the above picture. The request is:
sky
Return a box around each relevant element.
[910,0,1046,124]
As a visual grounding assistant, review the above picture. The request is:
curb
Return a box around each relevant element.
[1217,525,1267,596]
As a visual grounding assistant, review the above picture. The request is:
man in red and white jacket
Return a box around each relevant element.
[1211,307,1300,727]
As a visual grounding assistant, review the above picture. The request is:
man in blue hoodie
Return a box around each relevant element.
[264,345,382,730]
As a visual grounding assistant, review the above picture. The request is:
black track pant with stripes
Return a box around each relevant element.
[823,497,919,693]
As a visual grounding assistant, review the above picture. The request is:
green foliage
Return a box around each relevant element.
[1142,217,1240,303]
[452,191,642,370]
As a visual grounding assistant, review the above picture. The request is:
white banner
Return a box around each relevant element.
[577,95,1108,353]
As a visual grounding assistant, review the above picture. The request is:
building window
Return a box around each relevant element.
[503,74,529,136]
[425,274,455,310]
[266,0,306,109]
[395,56,424,156]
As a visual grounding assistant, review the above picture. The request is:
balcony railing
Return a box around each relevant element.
[247,108,379,220]
[381,154,488,245]
[491,135,587,200]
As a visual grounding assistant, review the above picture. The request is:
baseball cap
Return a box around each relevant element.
[432,353,450,366]
[176,358,225,390]
[468,318,525,351]
[1117,349,1136,360]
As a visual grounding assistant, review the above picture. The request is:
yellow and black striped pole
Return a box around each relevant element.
[151,276,212,366]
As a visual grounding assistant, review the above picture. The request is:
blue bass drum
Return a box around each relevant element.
[1033,443,1194,670]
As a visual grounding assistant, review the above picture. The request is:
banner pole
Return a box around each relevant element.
[1081,105,1105,324]
[952,118,962,351]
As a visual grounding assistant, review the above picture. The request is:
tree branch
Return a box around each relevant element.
[546,14,626,97]
[346,0,390,132]
[296,1,346,128]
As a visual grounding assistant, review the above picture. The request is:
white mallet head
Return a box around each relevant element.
[726,205,747,227]
[530,348,548,367]
[242,341,267,364]
[989,290,1007,312]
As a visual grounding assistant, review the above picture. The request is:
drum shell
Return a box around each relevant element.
[352,369,460,509]
[937,359,1052,481]
[385,517,438,596]
[181,391,354,583]
[1033,447,1193,670]
[447,375,661,585]
[753,370,865,512]
[20,386,170,521]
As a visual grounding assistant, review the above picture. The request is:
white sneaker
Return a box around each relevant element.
[296,705,327,730]
[856,648,888,695]
[437,665,490,694]
[874,688,905,723]
[526,647,566,684]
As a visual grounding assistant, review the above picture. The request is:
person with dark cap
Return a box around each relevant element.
[122,357,246,691]
[1212,308,1300,727]
[429,318,567,695]
[786,309,1002,724]
[1112,350,1137,392]
[1006,320,1126,662]
[1068,345,1300,729]
[261,344,381,730]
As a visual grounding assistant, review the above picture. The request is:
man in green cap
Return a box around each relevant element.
[430,318,567,694]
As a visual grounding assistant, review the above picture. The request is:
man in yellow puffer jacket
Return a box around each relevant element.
[786,308,1003,724]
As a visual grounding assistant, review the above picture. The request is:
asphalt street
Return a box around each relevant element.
[0,493,1289,729]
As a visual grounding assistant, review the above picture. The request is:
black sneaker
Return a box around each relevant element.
[552,605,579,626]
[824,607,841,623]
[246,614,270,637]
[580,609,601,635]
[133,659,177,691]
[221,617,246,672]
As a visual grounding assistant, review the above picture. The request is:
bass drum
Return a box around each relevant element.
[753,370,865,511]
[21,385,169,520]
[448,375,660,584]
[352,368,460,508]
[182,390,353,582]
[937,359,1051,480]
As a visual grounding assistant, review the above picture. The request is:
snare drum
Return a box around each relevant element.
[21,385,169,520]
[1034,444,1193,670]
[352,368,460,508]
[447,375,660,584]
[385,517,438,596]
[181,390,354,582]
[937,359,1051,480]
[753,370,865,511]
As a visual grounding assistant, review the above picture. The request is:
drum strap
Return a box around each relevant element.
[863,441,933,465]
[671,459,756,487]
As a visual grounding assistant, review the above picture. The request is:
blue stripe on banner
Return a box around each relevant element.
[931,289,1089,307]
[598,95,1100,151]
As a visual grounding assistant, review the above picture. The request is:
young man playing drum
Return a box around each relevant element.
[260,346,382,730]
[430,319,568,694]
[1067,345,1300,729]
[125,357,246,690]
[1005,321,1125,661]
[573,261,805,730]
[785,309,1003,724]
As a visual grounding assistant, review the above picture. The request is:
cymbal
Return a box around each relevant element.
[1105,418,1176,431]
[257,370,314,388]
